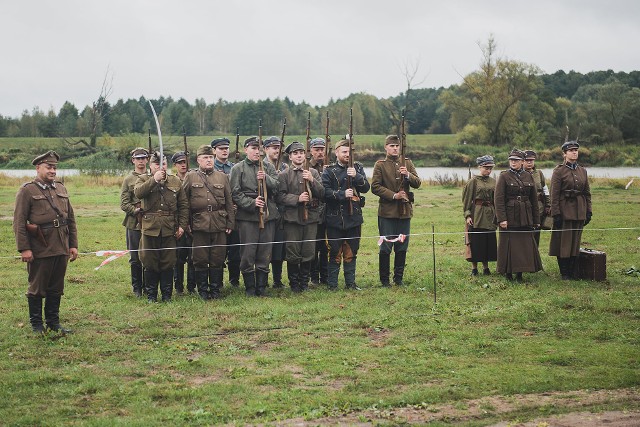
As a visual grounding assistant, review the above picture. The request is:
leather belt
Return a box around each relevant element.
[474,199,493,206]
[191,205,218,213]
[146,211,174,216]
[508,196,525,201]
[39,218,68,229]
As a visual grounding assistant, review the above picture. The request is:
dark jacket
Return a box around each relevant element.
[494,169,540,227]
[322,162,370,230]
[550,163,591,221]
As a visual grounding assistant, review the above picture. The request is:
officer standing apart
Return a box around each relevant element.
[263,136,287,288]
[322,139,370,290]
[183,145,235,299]
[549,140,592,280]
[230,136,279,296]
[171,151,195,295]
[14,151,78,334]
[120,147,149,297]
[308,137,329,286]
[212,137,241,287]
[371,135,421,287]
[278,141,325,292]
[524,150,550,247]
[134,152,189,302]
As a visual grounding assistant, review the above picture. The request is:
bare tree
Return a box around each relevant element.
[382,57,428,134]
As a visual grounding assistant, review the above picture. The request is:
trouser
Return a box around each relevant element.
[326,226,361,289]
[139,234,177,272]
[237,220,275,274]
[310,223,328,283]
[26,255,68,298]
[226,229,241,285]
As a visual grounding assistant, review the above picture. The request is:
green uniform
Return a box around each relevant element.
[120,170,145,295]
[462,175,497,264]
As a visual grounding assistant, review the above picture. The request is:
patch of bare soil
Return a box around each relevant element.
[270,388,639,426]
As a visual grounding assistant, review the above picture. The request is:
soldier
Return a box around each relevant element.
[322,139,370,290]
[120,147,149,297]
[277,141,324,292]
[523,150,550,247]
[134,152,189,302]
[263,136,287,288]
[182,145,235,299]
[371,135,422,286]
[14,151,78,334]
[549,141,592,280]
[212,137,241,287]
[494,148,542,281]
[229,136,279,296]
[171,151,195,295]
[308,137,329,286]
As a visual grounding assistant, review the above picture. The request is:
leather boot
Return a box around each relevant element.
[310,255,320,285]
[288,263,302,293]
[196,269,210,300]
[255,270,269,297]
[229,261,240,287]
[160,269,173,302]
[173,263,185,295]
[569,256,579,279]
[28,297,45,334]
[44,295,72,333]
[145,269,159,302]
[344,258,360,290]
[393,251,407,286]
[319,244,329,285]
[271,260,284,288]
[327,261,340,290]
[209,268,224,299]
[187,262,196,291]
[558,257,571,280]
[379,253,391,287]
[131,263,143,297]
[299,261,311,291]
[243,271,256,296]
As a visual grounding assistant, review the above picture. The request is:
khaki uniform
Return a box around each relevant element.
[371,155,421,219]
[309,157,328,285]
[462,175,497,264]
[215,158,241,287]
[120,171,145,294]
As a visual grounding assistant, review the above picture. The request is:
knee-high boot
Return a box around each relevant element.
[255,270,269,297]
[393,251,407,286]
[243,271,256,296]
[299,261,311,291]
[379,253,391,287]
[160,269,173,302]
[271,260,284,288]
[287,263,301,293]
[209,268,224,299]
[327,261,340,290]
[131,263,143,297]
[195,269,209,300]
[173,263,185,294]
[28,296,44,334]
[344,258,360,290]
[186,262,196,292]
[44,295,72,333]
[229,261,240,287]
[145,269,160,302]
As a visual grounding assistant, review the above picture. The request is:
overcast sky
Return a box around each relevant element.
[1,0,639,118]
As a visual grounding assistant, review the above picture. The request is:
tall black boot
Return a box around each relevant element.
[271,260,284,288]
[393,251,407,286]
[131,263,143,297]
[145,269,160,302]
[173,263,185,295]
[44,295,72,333]
[209,268,224,299]
[186,262,196,292]
[568,256,579,279]
[310,255,320,285]
[160,269,173,302]
[287,263,301,293]
[243,271,256,296]
[299,261,311,291]
[255,270,269,297]
[327,261,340,290]
[196,269,210,300]
[344,258,360,290]
[558,257,571,280]
[319,244,329,285]
[379,253,391,287]
[229,261,241,287]
[28,297,44,334]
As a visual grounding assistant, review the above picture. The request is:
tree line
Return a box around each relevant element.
[2,39,640,148]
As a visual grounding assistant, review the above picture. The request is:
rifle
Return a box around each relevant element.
[303,112,313,220]
[399,110,410,215]
[275,118,286,171]
[182,126,189,170]
[257,120,268,229]
[235,127,240,163]
[347,108,355,215]
[147,128,152,158]
[324,111,331,165]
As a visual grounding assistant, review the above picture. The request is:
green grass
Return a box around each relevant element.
[0,176,639,425]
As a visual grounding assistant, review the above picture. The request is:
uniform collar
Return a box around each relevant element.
[565,162,578,170]
[35,178,56,189]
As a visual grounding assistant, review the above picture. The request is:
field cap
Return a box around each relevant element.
[385,135,400,145]
[334,139,349,150]
[309,137,325,148]
[196,145,214,156]
[263,136,281,148]
[561,140,580,152]
[285,141,304,154]
[476,155,495,167]
[508,148,525,160]
[211,137,230,148]
[32,151,60,166]
[131,147,149,158]
[244,136,259,147]
[171,151,187,163]
[149,151,167,164]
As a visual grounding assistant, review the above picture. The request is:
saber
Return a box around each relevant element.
[148,101,163,166]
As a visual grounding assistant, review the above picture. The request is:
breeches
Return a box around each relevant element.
[326,226,361,264]
[26,255,68,298]
[237,220,275,273]
[377,217,411,254]
[139,234,177,272]
[284,222,318,264]
[126,228,142,265]
[191,230,226,270]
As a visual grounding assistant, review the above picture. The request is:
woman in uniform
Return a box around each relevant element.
[462,155,497,276]
[524,150,550,247]
[549,141,592,280]
[494,149,543,281]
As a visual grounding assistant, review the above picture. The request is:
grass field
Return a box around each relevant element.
[0,175,639,425]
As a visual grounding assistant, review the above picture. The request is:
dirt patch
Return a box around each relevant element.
[268,388,639,426]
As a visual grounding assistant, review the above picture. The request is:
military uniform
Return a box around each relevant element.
[171,151,195,295]
[278,142,325,292]
[14,151,78,333]
[322,148,370,290]
[309,138,329,286]
[134,157,189,302]
[549,141,592,279]
[371,145,421,286]
[462,174,498,267]
[229,138,280,296]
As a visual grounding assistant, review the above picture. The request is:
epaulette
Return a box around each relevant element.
[21,181,34,188]
[500,170,508,174]
[375,159,384,163]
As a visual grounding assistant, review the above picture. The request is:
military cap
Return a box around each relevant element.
[263,136,281,147]
[211,137,230,148]
[476,155,495,167]
[524,150,537,160]
[32,150,60,166]
[285,141,304,154]
[309,137,326,148]
[385,135,400,145]
[171,151,187,163]
[561,140,580,152]
[244,136,260,147]
[334,139,350,150]
[196,145,214,156]
[508,148,526,160]
[149,151,167,164]
[130,147,149,158]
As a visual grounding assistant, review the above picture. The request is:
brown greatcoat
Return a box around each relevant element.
[134,174,189,237]
[528,168,550,218]
[371,155,421,219]
[182,168,235,233]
